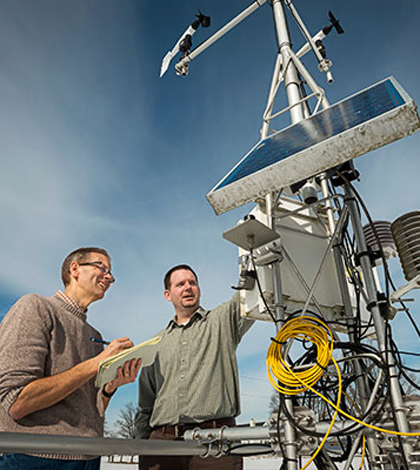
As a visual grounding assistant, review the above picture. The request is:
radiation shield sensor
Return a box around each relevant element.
[207,77,420,215]
[222,217,279,251]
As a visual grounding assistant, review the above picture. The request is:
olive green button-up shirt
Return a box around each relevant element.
[134,293,254,438]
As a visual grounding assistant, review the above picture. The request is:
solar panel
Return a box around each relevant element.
[207,77,420,215]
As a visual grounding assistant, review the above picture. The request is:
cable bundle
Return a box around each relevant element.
[267,315,341,470]
[267,315,334,395]
[266,313,420,469]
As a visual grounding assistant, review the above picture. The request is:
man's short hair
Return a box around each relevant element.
[164,264,199,290]
[61,247,111,286]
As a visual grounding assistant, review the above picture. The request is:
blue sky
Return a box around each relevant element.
[1,0,420,430]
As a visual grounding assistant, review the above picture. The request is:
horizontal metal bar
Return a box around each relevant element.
[183,421,381,442]
[184,425,272,442]
[0,432,218,457]
[175,0,267,70]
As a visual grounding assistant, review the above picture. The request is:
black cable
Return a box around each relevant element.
[249,248,279,324]
[338,176,410,469]
[279,286,390,439]
[314,449,341,469]
[396,350,420,358]
[275,391,289,465]
[278,345,390,438]
[335,239,376,340]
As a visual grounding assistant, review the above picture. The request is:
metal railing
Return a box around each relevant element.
[0,432,217,457]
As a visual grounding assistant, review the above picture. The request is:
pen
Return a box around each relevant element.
[90,337,110,345]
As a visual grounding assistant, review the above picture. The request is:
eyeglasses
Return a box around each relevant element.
[78,261,115,283]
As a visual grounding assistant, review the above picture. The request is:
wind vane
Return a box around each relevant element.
[159,11,211,78]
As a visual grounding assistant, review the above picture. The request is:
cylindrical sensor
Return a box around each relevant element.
[362,220,397,261]
[392,211,420,281]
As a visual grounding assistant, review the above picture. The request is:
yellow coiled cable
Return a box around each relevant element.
[267,314,420,470]
[267,316,334,395]
[267,315,341,470]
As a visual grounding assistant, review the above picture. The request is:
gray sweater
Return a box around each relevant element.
[0,293,104,459]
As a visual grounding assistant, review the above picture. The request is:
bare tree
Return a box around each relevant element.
[115,402,137,439]
[400,372,420,395]
[104,419,117,438]
[269,391,280,416]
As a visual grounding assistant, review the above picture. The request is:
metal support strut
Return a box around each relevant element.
[344,184,413,466]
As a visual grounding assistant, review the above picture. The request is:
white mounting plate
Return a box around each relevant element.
[223,218,279,250]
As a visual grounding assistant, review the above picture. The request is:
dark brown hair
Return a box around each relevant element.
[164,264,198,290]
[61,247,111,286]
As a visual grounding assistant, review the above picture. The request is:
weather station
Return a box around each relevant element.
[160,0,420,469]
[2,2,420,470]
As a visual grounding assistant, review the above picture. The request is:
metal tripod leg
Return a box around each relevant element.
[331,244,382,470]
[318,175,382,469]
[265,191,298,470]
[344,184,412,467]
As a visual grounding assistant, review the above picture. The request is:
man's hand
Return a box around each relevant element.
[96,337,134,363]
[102,358,142,397]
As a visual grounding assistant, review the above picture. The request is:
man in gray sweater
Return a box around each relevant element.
[0,247,141,470]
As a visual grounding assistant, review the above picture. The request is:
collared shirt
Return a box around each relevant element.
[134,292,255,438]
[55,291,87,318]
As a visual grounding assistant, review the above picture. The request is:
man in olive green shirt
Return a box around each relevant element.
[135,264,254,470]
